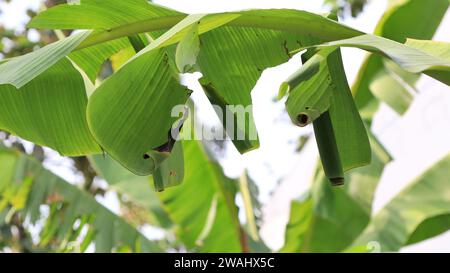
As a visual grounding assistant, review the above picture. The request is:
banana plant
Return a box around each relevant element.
[0,0,449,252]
[282,152,450,253]
[1,0,448,185]
[281,0,450,253]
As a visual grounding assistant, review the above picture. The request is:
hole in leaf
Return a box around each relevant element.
[297,113,310,127]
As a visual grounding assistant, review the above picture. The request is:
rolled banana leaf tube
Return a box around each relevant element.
[312,110,345,186]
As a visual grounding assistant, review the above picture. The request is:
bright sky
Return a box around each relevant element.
[1,0,450,252]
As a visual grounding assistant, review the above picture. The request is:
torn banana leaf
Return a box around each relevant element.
[197,27,305,153]
[25,3,370,156]
[200,81,259,153]
[0,58,100,156]
[29,2,368,155]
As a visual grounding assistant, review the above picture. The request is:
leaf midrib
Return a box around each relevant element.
[60,11,363,51]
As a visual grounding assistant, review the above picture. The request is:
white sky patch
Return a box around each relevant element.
[0,0,41,31]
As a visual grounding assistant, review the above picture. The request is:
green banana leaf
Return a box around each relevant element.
[283,46,371,172]
[0,146,161,253]
[152,140,185,192]
[351,0,448,112]
[90,137,246,252]
[281,13,371,176]
[0,31,91,88]
[305,35,450,86]
[86,48,190,175]
[351,153,450,252]
[197,26,302,153]
[281,142,387,252]
[175,23,200,73]
[280,196,314,252]
[404,38,450,85]
[28,0,183,30]
[157,140,243,252]
[69,37,130,82]
[21,1,447,102]
[326,48,371,171]
[0,58,100,156]
[86,14,248,175]
[405,39,450,61]
[30,7,362,43]
[27,3,366,81]
[89,154,172,228]
[0,0,180,88]
[18,4,369,157]
[369,68,413,115]
[283,48,334,125]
